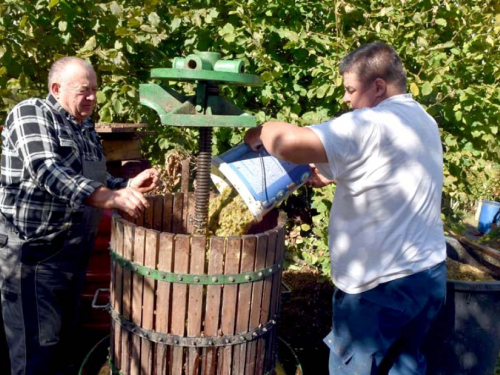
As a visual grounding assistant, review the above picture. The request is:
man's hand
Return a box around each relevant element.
[86,186,150,218]
[244,125,264,151]
[128,168,160,193]
[307,164,337,188]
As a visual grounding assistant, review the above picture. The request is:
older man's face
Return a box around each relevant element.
[56,63,97,122]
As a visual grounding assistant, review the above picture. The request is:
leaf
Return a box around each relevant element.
[417,37,428,47]
[58,20,67,32]
[300,223,311,231]
[48,0,59,9]
[421,82,432,96]
[410,82,419,96]
[80,36,97,53]
[110,1,122,16]
[261,72,273,81]
[96,91,106,104]
[115,27,131,36]
[148,12,160,27]
[435,18,447,26]
[171,18,181,31]
[113,99,123,114]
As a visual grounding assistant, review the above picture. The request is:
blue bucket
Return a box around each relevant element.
[212,143,311,221]
[477,200,500,234]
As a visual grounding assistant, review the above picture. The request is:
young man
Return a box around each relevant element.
[0,57,159,374]
[245,42,446,374]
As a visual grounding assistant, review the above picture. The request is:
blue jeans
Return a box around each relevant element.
[325,262,446,375]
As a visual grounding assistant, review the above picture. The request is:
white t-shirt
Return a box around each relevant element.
[310,94,446,294]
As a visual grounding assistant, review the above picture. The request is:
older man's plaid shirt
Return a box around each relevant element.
[0,94,126,240]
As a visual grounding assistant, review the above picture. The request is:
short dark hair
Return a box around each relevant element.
[339,41,407,92]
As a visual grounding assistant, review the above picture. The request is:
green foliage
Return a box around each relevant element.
[1,0,499,274]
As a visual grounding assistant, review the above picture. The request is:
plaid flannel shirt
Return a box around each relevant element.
[0,94,127,240]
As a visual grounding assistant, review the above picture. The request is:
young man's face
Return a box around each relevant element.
[55,64,98,122]
[342,72,380,110]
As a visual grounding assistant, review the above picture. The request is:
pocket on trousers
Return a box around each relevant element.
[324,330,354,365]
[34,264,72,346]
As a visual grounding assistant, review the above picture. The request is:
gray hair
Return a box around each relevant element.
[48,57,93,91]
[339,41,407,92]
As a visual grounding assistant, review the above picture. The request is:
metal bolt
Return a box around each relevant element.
[135,266,139,271]
[240,336,245,341]
[263,327,268,332]
[258,272,263,277]
[195,104,203,112]
[147,270,151,275]
[225,339,230,344]
[162,274,166,279]
[175,340,179,345]
[159,338,164,342]
[194,276,200,283]
[212,276,218,283]
[268,268,273,273]
[178,275,183,281]
[245,275,251,281]
[229,277,235,282]
[253,332,258,337]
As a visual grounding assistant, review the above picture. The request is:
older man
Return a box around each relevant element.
[0,57,159,374]
[245,42,446,374]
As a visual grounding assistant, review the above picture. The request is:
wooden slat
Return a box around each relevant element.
[172,193,184,234]
[181,161,190,234]
[109,216,117,367]
[181,158,190,196]
[140,230,159,375]
[186,192,196,235]
[162,193,174,233]
[152,195,164,231]
[144,196,154,230]
[95,122,148,130]
[218,237,242,375]
[233,235,257,374]
[155,233,175,374]
[170,234,190,375]
[201,236,225,375]
[256,229,277,373]
[266,226,285,372]
[130,227,146,375]
[187,235,206,374]
[445,225,500,262]
[112,218,125,370]
[121,222,136,374]
[245,233,268,374]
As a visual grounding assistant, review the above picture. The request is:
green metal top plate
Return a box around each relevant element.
[151,68,263,87]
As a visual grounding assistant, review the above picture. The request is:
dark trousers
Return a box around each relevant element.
[0,215,95,375]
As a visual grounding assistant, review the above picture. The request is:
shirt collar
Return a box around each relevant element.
[377,93,413,108]
[45,94,95,130]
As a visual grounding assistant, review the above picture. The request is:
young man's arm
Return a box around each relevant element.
[244,122,328,165]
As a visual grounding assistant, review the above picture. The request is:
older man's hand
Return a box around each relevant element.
[128,168,160,193]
